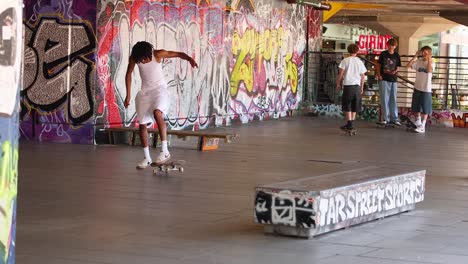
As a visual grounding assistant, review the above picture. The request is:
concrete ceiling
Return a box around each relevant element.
[326,0,468,26]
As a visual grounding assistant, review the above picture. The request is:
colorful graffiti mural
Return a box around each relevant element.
[96,0,229,130]
[451,112,468,128]
[0,0,21,263]
[20,0,322,144]
[229,0,307,123]
[96,0,311,134]
[20,0,97,144]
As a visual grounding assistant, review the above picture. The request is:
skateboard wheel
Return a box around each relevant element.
[179,167,184,173]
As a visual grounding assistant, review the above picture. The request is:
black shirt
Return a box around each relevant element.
[378,50,401,82]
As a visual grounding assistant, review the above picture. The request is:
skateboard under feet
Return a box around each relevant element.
[151,160,186,174]
[340,128,357,136]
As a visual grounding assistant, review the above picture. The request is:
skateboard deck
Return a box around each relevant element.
[151,160,186,173]
[400,115,417,131]
[340,128,357,136]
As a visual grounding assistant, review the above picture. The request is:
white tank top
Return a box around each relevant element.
[137,55,167,91]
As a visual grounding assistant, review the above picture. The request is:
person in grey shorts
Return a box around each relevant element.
[336,44,367,130]
[406,46,433,133]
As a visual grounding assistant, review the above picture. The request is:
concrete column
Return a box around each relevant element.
[376,16,424,55]
[397,36,419,56]
[0,1,22,263]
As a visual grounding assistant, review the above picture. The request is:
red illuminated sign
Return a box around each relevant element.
[358,34,393,52]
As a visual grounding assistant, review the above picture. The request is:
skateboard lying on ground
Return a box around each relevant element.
[399,115,418,132]
[151,160,186,173]
[340,127,357,136]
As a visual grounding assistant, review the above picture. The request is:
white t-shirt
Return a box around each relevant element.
[339,56,367,86]
[412,59,432,92]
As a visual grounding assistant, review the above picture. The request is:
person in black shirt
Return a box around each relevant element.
[376,38,402,126]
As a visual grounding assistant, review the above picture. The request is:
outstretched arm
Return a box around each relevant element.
[154,49,198,68]
[124,56,136,108]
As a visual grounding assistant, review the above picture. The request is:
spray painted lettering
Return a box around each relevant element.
[23,17,95,125]
[318,178,425,226]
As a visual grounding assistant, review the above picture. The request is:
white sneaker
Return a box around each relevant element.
[137,157,152,169]
[414,125,425,133]
[155,151,171,164]
[415,119,422,126]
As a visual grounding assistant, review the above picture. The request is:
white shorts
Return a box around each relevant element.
[135,87,170,125]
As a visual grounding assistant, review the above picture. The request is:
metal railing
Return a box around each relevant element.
[305,51,468,110]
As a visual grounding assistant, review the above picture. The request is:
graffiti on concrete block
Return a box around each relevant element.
[318,177,425,227]
[255,190,315,228]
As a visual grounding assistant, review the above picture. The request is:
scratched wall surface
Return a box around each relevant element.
[0,0,21,263]
[20,0,320,144]
[20,0,97,144]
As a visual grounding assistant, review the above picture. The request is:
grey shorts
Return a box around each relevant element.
[342,85,362,112]
[411,90,432,114]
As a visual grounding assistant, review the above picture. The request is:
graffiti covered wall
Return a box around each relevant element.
[20,0,321,144]
[21,0,97,144]
[96,0,312,134]
[0,0,22,263]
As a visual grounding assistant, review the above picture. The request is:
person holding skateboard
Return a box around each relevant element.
[406,46,433,133]
[376,38,402,126]
[336,44,367,132]
[124,41,198,169]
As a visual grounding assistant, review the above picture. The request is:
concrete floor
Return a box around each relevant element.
[17,117,468,264]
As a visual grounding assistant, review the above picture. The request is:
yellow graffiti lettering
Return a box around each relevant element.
[231,26,299,96]
[230,29,255,96]
[0,141,18,263]
[286,60,298,94]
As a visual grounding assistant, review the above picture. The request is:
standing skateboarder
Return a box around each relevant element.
[336,44,367,132]
[124,41,198,168]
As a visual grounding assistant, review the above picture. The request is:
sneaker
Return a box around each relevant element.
[414,125,425,133]
[415,119,422,126]
[137,157,152,169]
[376,120,387,125]
[155,151,171,164]
[393,121,402,126]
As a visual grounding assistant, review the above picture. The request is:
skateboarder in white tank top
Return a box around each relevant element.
[124,41,198,169]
